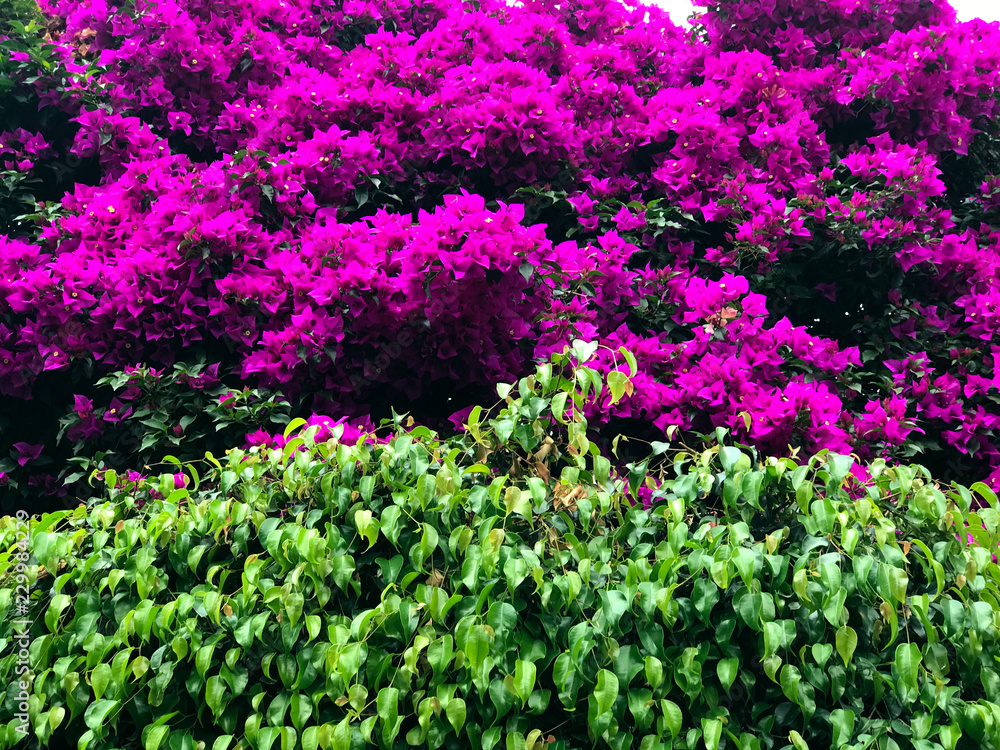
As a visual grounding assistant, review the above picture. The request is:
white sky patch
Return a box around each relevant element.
[644,0,1000,26]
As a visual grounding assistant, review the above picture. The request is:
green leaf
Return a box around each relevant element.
[731,547,755,587]
[594,669,619,714]
[417,475,436,510]
[145,726,169,750]
[811,643,832,667]
[464,625,490,671]
[702,718,723,750]
[196,643,217,680]
[331,555,356,592]
[84,699,119,733]
[483,727,502,750]
[719,446,743,473]
[939,724,962,750]
[446,697,467,734]
[661,700,682,738]
[645,657,664,690]
[513,660,537,707]
[895,643,921,689]
[780,664,801,704]
[827,454,854,485]
[692,576,719,624]
[716,658,738,694]
[284,592,304,628]
[550,392,568,422]
[829,708,855,749]
[277,652,298,688]
[788,730,809,750]
[792,568,810,603]
[888,567,908,603]
[836,626,858,667]
[306,614,322,642]
[619,347,638,377]
[941,599,966,638]
[377,686,399,721]
[206,675,227,718]
[48,707,65,733]
[45,593,71,632]
[571,339,598,364]
[598,589,630,633]
[763,621,784,657]
[283,418,307,440]
[257,726,280,750]
[762,654,781,683]
[608,371,629,405]
[91,663,111,702]
[970,482,997,506]
[822,588,847,627]
[290,693,313,732]
[970,601,994,633]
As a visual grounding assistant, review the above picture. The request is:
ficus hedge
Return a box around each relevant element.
[6,0,1000,507]
[4,346,1000,750]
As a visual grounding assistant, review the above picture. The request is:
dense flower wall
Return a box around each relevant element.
[2,0,1000,508]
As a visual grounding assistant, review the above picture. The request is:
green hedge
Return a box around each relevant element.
[4,347,1000,750]
[0,0,44,28]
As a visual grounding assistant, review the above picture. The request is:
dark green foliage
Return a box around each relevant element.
[0,0,44,28]
[0,361,292,514]
[5,348,1000,750]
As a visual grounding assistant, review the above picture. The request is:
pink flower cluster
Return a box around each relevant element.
[4,0,1000,500]
[245,415,387,450]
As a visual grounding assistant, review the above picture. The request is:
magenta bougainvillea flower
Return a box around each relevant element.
[12,442,43,466]
[3,0,1000,502]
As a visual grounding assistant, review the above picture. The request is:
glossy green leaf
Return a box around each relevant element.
[836,626,857,667]
[290,693,313,732]
[661,700,682,738]
[608,371,629,404]
[205,675,227,718]
[779,664,801,704]
[702,718,722,750]
[446,697,467,734]
[829,708,855,749]
[895,643,922,689]
[330,555,356,593]
[465,625,490,671]
[45,593,71,632]
[888,567,908,603]
[90,663,111,702]
[645,656,664,690]
[594,669,619,714]
[257,726,280,750]
[811,643,832,667]
[84,699,119,733]
[763,654,782,683]
[732,547,755,587]
[512,660,537,707]
[144,725,168,750]
[717,658,738,694]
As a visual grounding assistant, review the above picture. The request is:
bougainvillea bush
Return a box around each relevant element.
[1,0,1000,512]
[6,352,1000,750]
